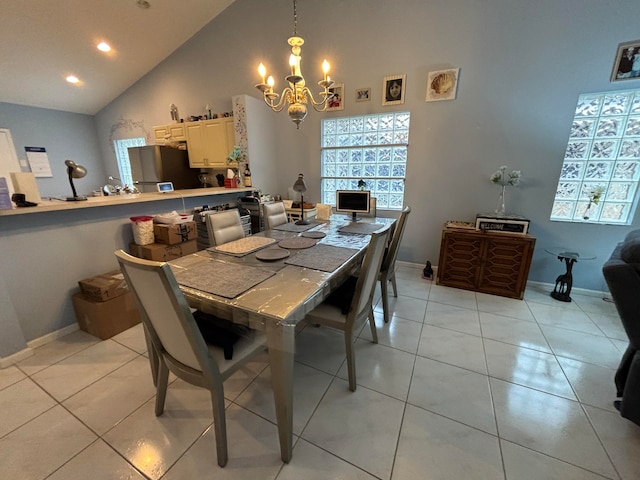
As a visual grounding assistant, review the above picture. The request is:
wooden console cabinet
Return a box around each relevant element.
[436,227,536,299]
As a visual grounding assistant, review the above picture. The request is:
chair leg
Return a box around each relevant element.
[143,325,159,386]
[381,278,390,324]
[390,272,398,297]
[368,306,378,344]
[210,389,229,467]
[345,330,357,392]
[154,359,169,416]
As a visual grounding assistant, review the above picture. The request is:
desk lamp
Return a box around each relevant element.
[293,173,309,225]
[65,160,88,201]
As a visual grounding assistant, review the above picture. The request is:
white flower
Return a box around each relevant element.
[490,166,521,187]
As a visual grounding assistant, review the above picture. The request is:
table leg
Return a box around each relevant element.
[551,256,576,302]
[266,320,295,463]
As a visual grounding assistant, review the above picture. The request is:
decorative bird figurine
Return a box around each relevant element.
[422,260,433,280]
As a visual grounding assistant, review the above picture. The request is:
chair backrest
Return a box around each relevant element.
[262,202,288,229]
[205,209,245,246]
[360,197,377,218]
[114,250,219,379]
[349,227,391,321]
[381,206,411,274]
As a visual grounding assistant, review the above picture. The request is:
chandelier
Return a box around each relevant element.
[255,0,335,128]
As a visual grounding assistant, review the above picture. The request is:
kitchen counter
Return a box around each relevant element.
[0,186,254,217]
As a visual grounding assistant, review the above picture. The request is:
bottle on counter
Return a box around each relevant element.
[244,164,252,187]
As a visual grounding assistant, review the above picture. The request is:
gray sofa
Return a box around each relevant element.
[602,229,640,426]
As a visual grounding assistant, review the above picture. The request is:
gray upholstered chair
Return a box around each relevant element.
[262,201,289,229]
[114,250,267,467]
[379,206,411,323]
[303,227,390,391]
[205,209,245,246]
[603,229,640,426]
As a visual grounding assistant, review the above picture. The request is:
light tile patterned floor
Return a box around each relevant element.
[1,264,640,479]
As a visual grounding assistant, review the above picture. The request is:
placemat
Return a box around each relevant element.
[210,236,276,256]
[284,244,359,272]
[255,247,290,261]
[278,237,318,249]
[338,223,384,235]
[175,261,275,299]
[301,231,326,239]
[272,222,318,232]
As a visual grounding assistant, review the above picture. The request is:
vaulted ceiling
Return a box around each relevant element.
[0,0,236,115]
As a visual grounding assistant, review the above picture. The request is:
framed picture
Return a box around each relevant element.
[611,40,640,82]
[382,74,406,106]
[355,87,371,102]
[326,83,344,111]
[425,68,460,102]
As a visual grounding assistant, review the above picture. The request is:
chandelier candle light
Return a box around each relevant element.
[255,0,335,128]
[490,165,521,216]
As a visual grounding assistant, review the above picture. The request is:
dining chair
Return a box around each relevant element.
[205,209,245,246]
[303,227,390,391]
[114,250,267,467]
[379,206,411,323]
[262,201,289,229]
[360,197,377,217]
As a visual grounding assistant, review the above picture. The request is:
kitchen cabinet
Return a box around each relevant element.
[436,227,535,299]
[152,123,186,143]
[184,117,236,168]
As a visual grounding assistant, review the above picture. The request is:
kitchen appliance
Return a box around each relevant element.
[128,145,200,192]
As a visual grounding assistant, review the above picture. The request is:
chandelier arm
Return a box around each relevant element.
[263,87,294,112]
[303,87,332,111]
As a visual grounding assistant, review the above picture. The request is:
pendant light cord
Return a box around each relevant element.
[293,0,298,36]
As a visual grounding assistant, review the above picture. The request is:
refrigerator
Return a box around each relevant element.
[127,145,200,192]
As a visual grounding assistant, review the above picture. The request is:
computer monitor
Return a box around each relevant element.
[336,190,371,222]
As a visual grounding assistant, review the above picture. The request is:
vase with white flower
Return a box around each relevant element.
[490,165,521,216]
[583,185,605,220]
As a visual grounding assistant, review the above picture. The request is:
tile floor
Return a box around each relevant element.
[2,264,640,479]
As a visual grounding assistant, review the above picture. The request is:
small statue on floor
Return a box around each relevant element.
[422,260,433,280]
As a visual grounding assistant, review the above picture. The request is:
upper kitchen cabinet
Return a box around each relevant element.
[184,117,236,168]
[152,123,186,143]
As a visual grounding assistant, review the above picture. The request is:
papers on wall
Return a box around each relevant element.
[0,177,13,210]
[25,147,53,177]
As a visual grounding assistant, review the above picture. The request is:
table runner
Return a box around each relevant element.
[338,223,384,235]
[284,244,359,272]
[210,236,276,256]
[272,222,318,233]
[175,260,275,299]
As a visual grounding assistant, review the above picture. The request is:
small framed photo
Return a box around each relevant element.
[355,87,371,102]
[611,40,640,82]
[326,83,344,111]
[425,68,460,102]
[382,74,406,106]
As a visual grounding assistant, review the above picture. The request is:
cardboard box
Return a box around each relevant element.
[136,239,198,261]
[78,270,128,302]
[72,291,141,340]
[154,221,197,245]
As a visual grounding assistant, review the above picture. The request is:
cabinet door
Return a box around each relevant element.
[185,122,208,167]
[479,236,535,299]
[224,117,236,154]
[153,124,186,143]
[437,231,483,290]
[201,120,228,168]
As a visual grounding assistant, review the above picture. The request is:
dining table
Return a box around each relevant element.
[167,214,395,463]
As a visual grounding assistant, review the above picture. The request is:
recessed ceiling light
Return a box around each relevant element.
[66,75,80,84]
[97,42,111,52]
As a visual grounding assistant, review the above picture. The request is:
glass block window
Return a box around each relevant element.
[550,89,640,224]
[114,137,146,188]
[321,112,409,210]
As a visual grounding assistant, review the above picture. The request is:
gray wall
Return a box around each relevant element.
[94,0,640,290]
[3,0,640,296]
[0,103,104,198]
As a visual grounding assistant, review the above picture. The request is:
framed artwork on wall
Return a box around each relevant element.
[382,74,406,106]
[355,87,371,102]
[611,40,640,82]
[425,68,460,102]
[326,83,344,111]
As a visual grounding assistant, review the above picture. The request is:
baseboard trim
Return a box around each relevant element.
[27,323,79,350]
[0,347,34,369]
